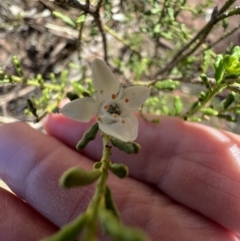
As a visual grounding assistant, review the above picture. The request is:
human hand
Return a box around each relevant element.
[0,114,240,241]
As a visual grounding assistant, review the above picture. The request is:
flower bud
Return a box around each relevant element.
[12,55,23,77]
[60,167,101,188]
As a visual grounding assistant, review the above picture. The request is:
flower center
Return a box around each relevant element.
[107,103,121,115]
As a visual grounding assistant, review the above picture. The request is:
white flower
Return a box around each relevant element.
[60,58,150,142]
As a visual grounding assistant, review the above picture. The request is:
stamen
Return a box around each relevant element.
[113,114,118,118]
[125,98,129,103]
[112,94,116,99]
[97,116,102,121]
[121,119,125,124]
[107,103,121,115]
[104,105,109,110]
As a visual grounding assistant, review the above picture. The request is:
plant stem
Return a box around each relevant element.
[83,133,111,240]
[183,83,227,119]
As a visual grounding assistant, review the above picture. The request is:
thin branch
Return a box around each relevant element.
[153,1,239,79]
[218,0,236,14]
[208,24,240,49]
[94,12,108,63]
[54,0,108,63]
[54,0,94,13]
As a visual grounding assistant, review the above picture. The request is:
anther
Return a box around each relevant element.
[112,94,116,99]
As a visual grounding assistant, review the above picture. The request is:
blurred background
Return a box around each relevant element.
[0,0,240,129]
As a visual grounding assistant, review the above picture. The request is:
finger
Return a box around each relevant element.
[0,122,236,241]
[45,114,240,235]
[0,187,58,241]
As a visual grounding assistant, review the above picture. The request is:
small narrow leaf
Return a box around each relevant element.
[27,99,38,118]
[173,96,182,115]
[41,213,88,241]
[52,11,76,28]
[76,123,99,150]
[200,73,212,90]
[76,14,86,24]
[60,167,101,188]
[223,92,235,109]
[214,54,224,83]
[200,108,218,116]
[99,208,149,241]
[155,80,179,91]
[105,186,120,221]
[110,163,129,179]
[110,138,141,154]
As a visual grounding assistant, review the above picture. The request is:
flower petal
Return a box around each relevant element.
[92,58,119,99]
[121,86,150,110]
[60,98,97,122]
[99,114,138,142]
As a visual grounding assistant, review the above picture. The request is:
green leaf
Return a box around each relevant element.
[214,54,224,83]
[110,138,141,154]
[41,213,88,241]
[155,80,179,91]
[200,73,212,90]
[218,114,237,122]
[75,14,86,24]
[104,186,120,221]
[27,99,38,118]
[60,167,101,188]
[223,92,235,109]
[173,96,182,115]
[110,163,129,178]
[52,11,76,28]
[200,107,218,116]
[99,208,150,241]
[167,8,175,21]
[76,123,99,150]
[223,55,240,75]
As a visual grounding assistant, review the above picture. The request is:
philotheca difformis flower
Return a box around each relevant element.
[60,58,150,142]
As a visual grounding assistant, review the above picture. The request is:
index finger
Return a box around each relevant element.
[45,114,240,235]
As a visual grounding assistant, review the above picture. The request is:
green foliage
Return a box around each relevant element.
[76,123,99,150]
[60,167,101,188]
[99,207,149,241]
[104,186,120,220]
[214,54,224,83]
[41,214,88,241]
[154,80,179,91]
[110,163,129,179]
[223,46,240,75]
[52,11,76,28]
[110,138,141,154]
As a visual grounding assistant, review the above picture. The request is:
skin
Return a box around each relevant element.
[0,114,240,241]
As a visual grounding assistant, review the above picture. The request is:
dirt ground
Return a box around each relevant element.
[0,0,239,125]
